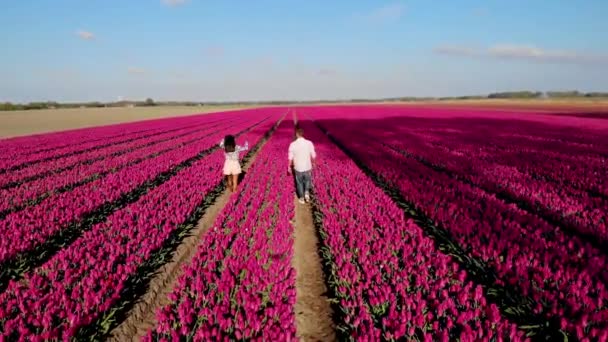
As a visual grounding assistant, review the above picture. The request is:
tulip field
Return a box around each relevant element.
[0,105,607,341]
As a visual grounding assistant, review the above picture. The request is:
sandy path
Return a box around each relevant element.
[108,138,269,341]
[293,200,336,342]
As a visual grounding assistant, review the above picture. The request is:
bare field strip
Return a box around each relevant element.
[0,106,256,138]
[308,99,608,113]
[387,99,608,113]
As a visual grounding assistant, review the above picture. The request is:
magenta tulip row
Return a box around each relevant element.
[308,111,608,340]
[2,108,271,158]
[0,117,242,215]
[0,117,231,189]
[0,108,250,162]
[491,150,608,199]
[145,121,296,342]
[296,119,527,341]
[309,104,607,244]
[381,129,608,247]
[364,104,608,153]
[0,116,225,172]
[0,119,277,340]
[412,128,607,199]
[355,139,608,339]
[0,118,160,156]
[0,115,268,266]
[325,104,607,198]
[487,133,608,158]
[0,112,188,155]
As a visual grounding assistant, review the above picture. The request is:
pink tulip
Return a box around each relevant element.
[144,120,297,340]
[0,109,283,339]
[301,105,608,339]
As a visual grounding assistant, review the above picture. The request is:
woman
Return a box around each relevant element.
[219,135,248,192]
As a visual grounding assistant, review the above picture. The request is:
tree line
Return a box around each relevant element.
[0,98,158,111]
[488,91,608,99]
[1,91,607,111]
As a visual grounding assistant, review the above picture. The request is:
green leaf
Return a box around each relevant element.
[560,330,569,342]
[519,324,541,330]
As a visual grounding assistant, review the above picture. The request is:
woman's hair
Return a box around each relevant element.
[223,135,236,153]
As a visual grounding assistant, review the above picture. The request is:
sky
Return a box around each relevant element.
[1,0,607,102]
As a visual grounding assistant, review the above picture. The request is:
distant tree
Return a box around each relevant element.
[81,102,101,108]
[546,90,583,98]
[145,98,155,106]
[488,91,542,99]
[24,102,49,110]
[585,92,608,98]
[0,102,23,111]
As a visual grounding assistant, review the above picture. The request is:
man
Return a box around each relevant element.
[288,126,316,204]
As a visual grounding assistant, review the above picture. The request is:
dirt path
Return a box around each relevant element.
[108,139,270,341]
[293,200,336,342]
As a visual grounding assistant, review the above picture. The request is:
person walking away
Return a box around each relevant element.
[288,127,316,204]
[219,135,248,192]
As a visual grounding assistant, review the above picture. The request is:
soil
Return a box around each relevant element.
[293,200,336,342]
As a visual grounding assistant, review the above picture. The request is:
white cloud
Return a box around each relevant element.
[76,30,95,41]
[487,44,607,64]
[434,43,608,65]
[127,67,146,75]
[357,3,405,24]
[161,0,189,7]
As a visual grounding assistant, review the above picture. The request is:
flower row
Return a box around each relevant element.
[0,108,256,164]
[0,118,241,214]
[0,116,279,340]
[381,129,608,247]
[296,119,526,341]
[309,109,608,340]
[0,115,222,172]
[145,121,296,341]
[0,115,269,267]
[0,117,229,188]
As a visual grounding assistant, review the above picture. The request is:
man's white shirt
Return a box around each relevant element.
[288,137,316,172]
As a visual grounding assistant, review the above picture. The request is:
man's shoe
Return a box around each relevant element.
[304,192,311,203]
[298,198,306,204]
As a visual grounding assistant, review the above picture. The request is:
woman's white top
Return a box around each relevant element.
[219,139,249,162]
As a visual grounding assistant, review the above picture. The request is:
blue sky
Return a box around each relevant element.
[1,0,607,102]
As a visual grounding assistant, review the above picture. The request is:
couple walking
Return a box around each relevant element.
[218,126,316,203]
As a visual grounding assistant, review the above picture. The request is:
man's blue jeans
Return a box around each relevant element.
[295,170,312,199]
